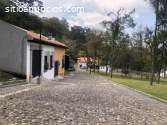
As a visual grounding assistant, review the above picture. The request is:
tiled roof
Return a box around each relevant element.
[77,57,94,63]
[27,31,67,48]
[11,23,67,48]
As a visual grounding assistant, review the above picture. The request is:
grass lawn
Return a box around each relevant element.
[0,76,10,82]
[0,71,20,82]
[96,70,167,100]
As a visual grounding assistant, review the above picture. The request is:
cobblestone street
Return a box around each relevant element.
[0,68,167,125]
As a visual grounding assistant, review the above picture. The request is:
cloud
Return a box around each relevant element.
[42,0,150,14]
[100,0,150,13]
[41,0,154,28]
[70,12,110,26]
[67,20,81,27]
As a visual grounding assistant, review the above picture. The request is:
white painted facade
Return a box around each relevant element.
[99,65,110,72]
[160,70,167,78]
[26,42,55,80]
[0,20,55,82]
[78,62,87,68]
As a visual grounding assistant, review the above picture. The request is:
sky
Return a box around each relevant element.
[39,0,156,34]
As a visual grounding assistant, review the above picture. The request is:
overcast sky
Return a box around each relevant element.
[39,0,155,34]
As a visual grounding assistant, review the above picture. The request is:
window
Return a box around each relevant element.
[50,55,53,68]
[44,56,48,70]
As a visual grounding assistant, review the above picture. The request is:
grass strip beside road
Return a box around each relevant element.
[96,71,167,100]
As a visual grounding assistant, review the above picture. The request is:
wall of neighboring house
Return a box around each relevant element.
[27,42,54,80]
[0,20,27,76]
[42,45,54,79]
[160,70,167,78]
[54,47,65,76]
[78,62,87,68]
[99,66,110,72]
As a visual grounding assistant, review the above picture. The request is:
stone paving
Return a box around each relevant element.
[0,68,167,125]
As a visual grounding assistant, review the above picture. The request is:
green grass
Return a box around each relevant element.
[96,71,167,100]
[65,70,70,75]
[0,76,10,82]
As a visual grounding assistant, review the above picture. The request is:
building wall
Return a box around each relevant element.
[42,45,54,79]
[99,66,110,72]
[27,42,55,80]
[78,62,87,68]
[54,47,65,76]
[0,20,27,75]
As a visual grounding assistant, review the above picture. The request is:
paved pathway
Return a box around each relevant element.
[0,68,167,125]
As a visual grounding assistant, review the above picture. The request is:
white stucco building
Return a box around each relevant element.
[77,57,94,69]
[0,20,66,83]
[160,70,167,78]
[99,65,110,73]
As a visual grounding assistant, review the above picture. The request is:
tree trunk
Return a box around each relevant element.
[140,50,143,81]
[106,65,108,76]
[150,0,159,86]
[129,56,132,79]
[110,63,113,78]
[98,50,100,74]
[94,51,96,73]
[157,41,164,83]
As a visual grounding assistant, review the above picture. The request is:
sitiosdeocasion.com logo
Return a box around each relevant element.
[5,5,85,13]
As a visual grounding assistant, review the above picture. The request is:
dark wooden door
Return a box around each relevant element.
[54,61,59,76]
[32,50,40,78]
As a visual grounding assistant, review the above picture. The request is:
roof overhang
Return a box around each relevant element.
[28,39,68,49]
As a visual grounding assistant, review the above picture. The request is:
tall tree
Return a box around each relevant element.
[41,17,65,40]
[60,18,70,39]
[132,25,145,80]
[144,0,160,85]
[86,29,103,73]
[101,8,136,78]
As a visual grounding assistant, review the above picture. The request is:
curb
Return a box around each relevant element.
[107,79,167,104]
[0,80,27,88]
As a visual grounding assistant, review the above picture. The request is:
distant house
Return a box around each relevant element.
[0,20,67,83]
[160,69,167,78]
[77,57,94,68]
[99,65,110,73]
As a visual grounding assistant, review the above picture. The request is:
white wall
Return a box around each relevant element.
[27,42,55,80]
[99,66,110,72]
[42,45,54,79]
[160,70,167,77]
[0,20,27,75]
[78,62,87,68]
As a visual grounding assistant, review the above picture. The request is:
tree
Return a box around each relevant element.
[100,32,112,75]
[144,0,160,85]
[132,25,145,80]
[101,8,136,78]
[86,29,103,73]
[63,39,77,59]
[60,18,70,39]
[41,17,65,40]
[10,0,43,13]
